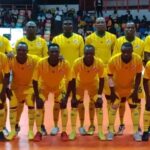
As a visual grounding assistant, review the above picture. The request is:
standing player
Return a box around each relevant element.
[113,22,144,135]
[15,21,48,135]
[85,17,116,135]
[69,44,105,140]
[0,53,10,141]
[52,17,85,135]
[32,43,72,142]
[6,42,39,140]
[107,42,143,141]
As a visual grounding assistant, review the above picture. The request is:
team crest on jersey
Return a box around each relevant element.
[73,39,79,44]
[36,42,42,47]
[135,45,140,49]
[106,39,111,45]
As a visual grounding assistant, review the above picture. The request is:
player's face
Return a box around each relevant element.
[17,44,28,59]
[84,46,95,65]
[125,23,136,37]
[26,22,37,36]
[48,46,60,60]
[121,46,133,63]
[63,20,73,33]
[95,18,106,32]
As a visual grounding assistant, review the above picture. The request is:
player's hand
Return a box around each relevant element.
[95,97,103,108]
[7,51,15,59]
[145,96,150,110]
[0,91,6,103]
[110,91,118,103]
[35,96,44,108]
[130,90,138,103]
[71,96,78,108]
[60,94,68,108]
[6,87,13,100]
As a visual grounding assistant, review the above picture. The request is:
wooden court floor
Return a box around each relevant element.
[1,95,150,150]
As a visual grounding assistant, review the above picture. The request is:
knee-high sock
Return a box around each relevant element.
[53,103,60,127]
[10,108,17,131]
[61,108,68,132]
[35,109,43,132]
[16,102,24,125]
[131,108,140,133]
[108,107,117,133]
[119,102,126,125]
[78,103,84,127]
[96,108,103,132]
[143,110,150,132]
[28,109,35,131]
[89,101,95,126]
[70,108,77,132]
[0,109,5,131]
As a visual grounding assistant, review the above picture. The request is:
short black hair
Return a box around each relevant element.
[17,42,28,49]
[121,42,133,49]
[84,44,95,51]
[48,43,60,50]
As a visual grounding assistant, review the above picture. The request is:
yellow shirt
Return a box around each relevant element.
[33,58,72,89]
[0,35,12,53]
[72,57,104,84]
[85,32,116,66]
[144,35,150,53]
[0,52,10,83]
[9,54,39,89]
[113,36,144,57]
[144,60,150,79]
[108,53,143,97]
[15,36,48,57]
[52,33,84,65]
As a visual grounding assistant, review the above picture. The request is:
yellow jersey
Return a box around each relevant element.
[113,36,144,57]
[72,56,104,84]
[0,35,12,53]
[108,53,143,97]
[144,60,150,79]
[85,31,116,66]
[9,54,39,89]
[33,58,72,89]
[52,33,84,65]
[15,36,48,57]
[144,35,150,53]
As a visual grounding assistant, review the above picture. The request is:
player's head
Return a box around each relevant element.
[25,21,37,36]
[95,17,106,32]
[125,22,136,38]
[62,17,73,33]
[48,43,60,58]
[84,44,95,66]
[16,42,28,59]
[121,42,133,63]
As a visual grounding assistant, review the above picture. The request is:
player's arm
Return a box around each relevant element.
[143,52,150,66]
[143,36,150,65]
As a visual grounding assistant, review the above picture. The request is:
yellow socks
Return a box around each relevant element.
[53,103,60,127]
[96,108,103,132]
[143,110,150,132]
[35,109,43,132]
[89,101,95,126]
[78,103,84,127]
[70,108,78,132]
[0,109,5,131]
[61,109,68,132]
[28,109,35,131]
[10,108,17,131]
[131,108,139,133]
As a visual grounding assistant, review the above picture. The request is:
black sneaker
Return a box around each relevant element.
[116,124,125,135]
[41,124,47,136]
[142,132,149,141]
[0,131,6,141]
[15,124,20,134]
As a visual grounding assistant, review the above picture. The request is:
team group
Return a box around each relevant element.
[0,16,150,142]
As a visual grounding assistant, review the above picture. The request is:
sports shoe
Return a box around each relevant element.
[142,132,149,141]
[41,124,47,136]
[116,124,125,135]
[50,127,59,136]
[98,131,106,141]
[107,132,114,141]
[79,127,87,135]
[69,131,76,140]
[133,132,142,142]
[61,131,68,141]
[87,125,95,135]
[6,130,16,140]
[3,127,9,136]
[0,131,6,141]
[28,130,34,140]
[33,132,42,142]
[15,124,20,134]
